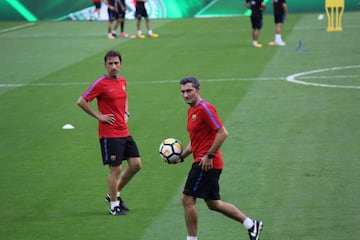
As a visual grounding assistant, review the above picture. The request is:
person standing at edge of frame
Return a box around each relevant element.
[134,0,159,38]
[104,0,120,39]
[272,0,288,46]
[244,0,266,48]
[90,0,101,21]
[117,0,129,37]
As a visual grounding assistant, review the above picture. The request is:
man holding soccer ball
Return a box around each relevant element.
[179,77,263,240]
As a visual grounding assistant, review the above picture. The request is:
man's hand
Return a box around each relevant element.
[167,157,184,164]
[200,156,213,171]
[99,114,115,124]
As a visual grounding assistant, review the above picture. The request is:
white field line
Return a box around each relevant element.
[195,0,219,16]
[0,66,359,89]
[0,23,35,33]
[286,65,360,89]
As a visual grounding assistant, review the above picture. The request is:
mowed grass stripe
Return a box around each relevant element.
[224,12,360,240]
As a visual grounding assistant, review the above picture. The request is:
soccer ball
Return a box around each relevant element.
[159,138,183,164]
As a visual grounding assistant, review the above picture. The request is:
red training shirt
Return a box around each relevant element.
[82,75,130,138]
[187,99,224,170]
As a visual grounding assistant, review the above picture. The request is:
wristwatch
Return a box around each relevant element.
[206,152,215,159]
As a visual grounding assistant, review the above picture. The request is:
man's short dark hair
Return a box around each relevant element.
[180,77,200,89]
[104,50,122,63]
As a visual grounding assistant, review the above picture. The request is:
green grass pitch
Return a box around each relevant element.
[0,12,359,240]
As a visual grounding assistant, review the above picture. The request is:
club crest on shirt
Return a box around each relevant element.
[192,114,196,122]
[110,155,116,161]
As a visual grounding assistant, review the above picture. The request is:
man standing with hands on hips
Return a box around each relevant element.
[77,50,142,216]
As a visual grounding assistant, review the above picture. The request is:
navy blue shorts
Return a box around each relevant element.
[100,136,140,166]
[183,162,222,201]
[108,9,120,22]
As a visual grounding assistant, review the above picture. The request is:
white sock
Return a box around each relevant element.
[243,217,254,229]
[186,236,197,240]
[110,201,120,209]
[148,29,153,35]
[137,30,142,35]
[117,192,120,197]
[275,34,282,42]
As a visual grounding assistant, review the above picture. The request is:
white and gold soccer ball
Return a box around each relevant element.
[159,138,183,164]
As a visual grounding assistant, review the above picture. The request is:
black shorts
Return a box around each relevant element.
[135,2,148,19]
[93,2,101,9]
[100,136,140,166]
[108,9,120,22]
[117,5,126,18]
[183,162,222,201]
[274,12,285,24]
[251,13,263,29]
